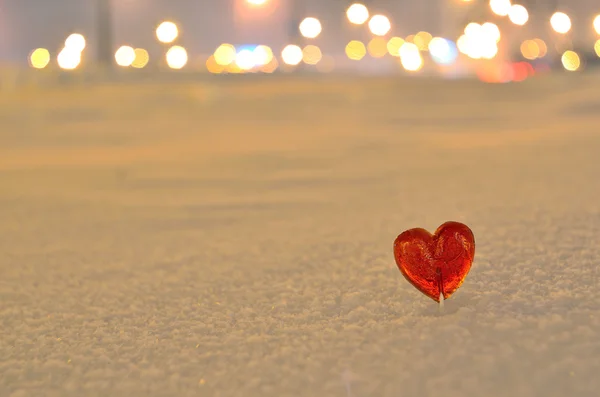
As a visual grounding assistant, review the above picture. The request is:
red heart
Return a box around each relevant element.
[393,221,475,302]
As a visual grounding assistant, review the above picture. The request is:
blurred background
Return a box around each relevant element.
[0,0,599,81]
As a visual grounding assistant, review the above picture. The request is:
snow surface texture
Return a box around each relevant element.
[1,75,599,397]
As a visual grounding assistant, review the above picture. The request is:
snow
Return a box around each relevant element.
[1,74,599,396]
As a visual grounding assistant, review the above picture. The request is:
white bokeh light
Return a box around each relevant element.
[346,3,369,25]
[166,46,188,69]
[368,15,391,36]
[508,5,529,26]
[299,17,322,39]
[550,12,571,34]
[65,33,86,52]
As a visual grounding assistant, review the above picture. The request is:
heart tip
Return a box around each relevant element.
[438,292,445,310]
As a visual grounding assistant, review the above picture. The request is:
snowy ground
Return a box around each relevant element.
[1,74,599,397]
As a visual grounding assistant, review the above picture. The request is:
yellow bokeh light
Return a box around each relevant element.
[156,21,179,44]
[550,12,571,34]
[253,45,273,67]
[387,37,404,56]
[489,0,511,17]
[302,45,322,65]
[368,37,388,58]
[534,39,547,57]
[414,31,432,51]
[131,48,149,68]
[115,46,135,67]
[368,15,391,36]
[65,33,86,52]
[247,0,267,5]
[206,55,225,74]
[347,3,369,25]
[561,50,580,71]
[166,46,188,69]
[299,17,322,39]
[594,15,600,35]
[520,40,539,60]
[481,22,501,43]
[29,48,50,69]
[345,40,366,60]
[281,44,303,65]
[594,40,600,57]
[399,42,423,72]
[405,34,415,44]
[57,48,81,70]
[214,44,236,66]
[508,4,528,26]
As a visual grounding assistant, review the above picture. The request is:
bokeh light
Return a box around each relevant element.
[302,45,322,65]
[459,26,499,60]
[115,46,135,67]
[29,48,51,69]
[65,33,86,52]
[534,38,548,57]
[550,12,571,34]
[214,44,237,66]
[166,45,188,69]
[593,15,600,35]
[347,3,369,25]
[457,35,469,55]
[464,23,480,37]
[57,47,81,70]
[428,38,458,65]
[253,45,273,67]
[367,37,388,58]
[131,48,150,69]
[490,0,511,17]
[299,17,322,39]
[399,42,423,72]
[561,50,580,71]
[206,55,225,74]
[345,40,367,60]
[460,22,499,59]
[246,0,267,5]
[595,40,600,57]
[508,5,528,26]
[414,31,433,51]
[281,44,303,65]
[520,40,539,60]
[368,15,391,36]
[235,49,255,71]
[156,21,179,44]
[387,37,405,56]
[481,22,501,43]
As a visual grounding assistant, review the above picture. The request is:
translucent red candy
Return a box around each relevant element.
[393,221,475,302]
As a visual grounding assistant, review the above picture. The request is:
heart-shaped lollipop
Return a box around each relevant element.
[393,221,475,302]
